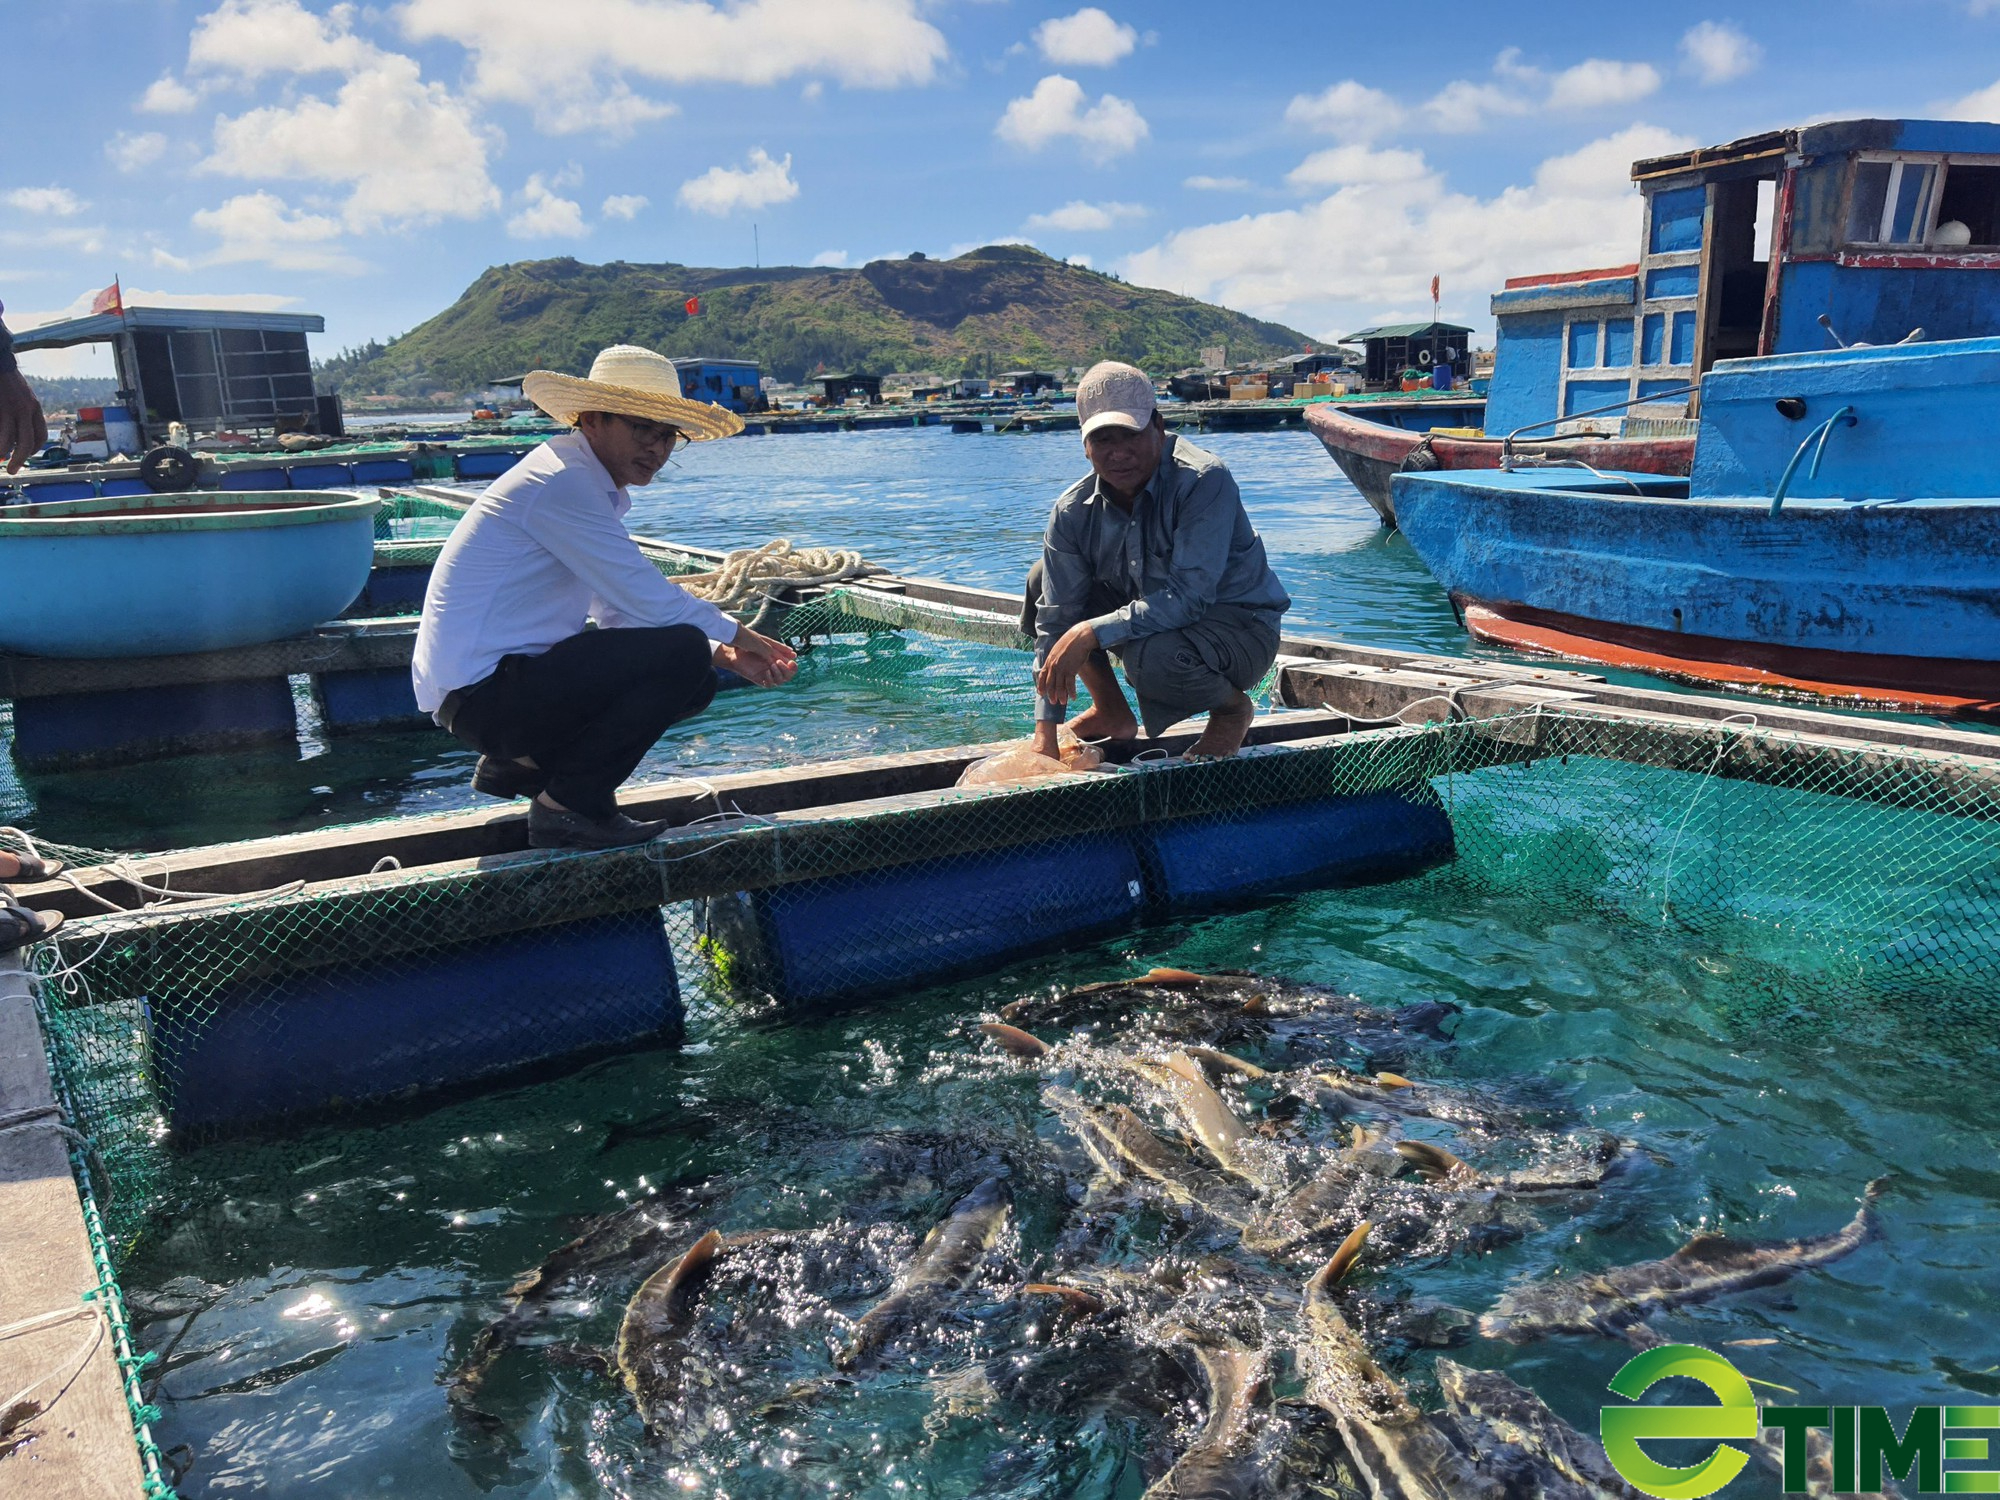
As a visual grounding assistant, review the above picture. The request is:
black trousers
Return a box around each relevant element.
[445,626,718,820]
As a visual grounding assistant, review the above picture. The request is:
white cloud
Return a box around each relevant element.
[1419,79,1532,133]
[1546,58,1662,110]
[138,74,201,113]
[1285,144,1428,191]
[188,0,381,77]
[995,74,1148,162]
[1184,175,1252,192]
[1066,253,1093,268]
[190,191,368,271]
[1283,79,1402,141]
[201,53,500,231]
[1951,78,2000,120]
[1119,123,1694,341]
[1680,21,1762,84]
[1033,8,1136,67]
[397,0,948,134]
[677,148,799,216]
[1023,199,1147,232]
[810,249,850,267]
[107,132,170,172]
[0,224,107,256]
[5,187,86,217]
[601,193,648,221]
[508,174,589,238]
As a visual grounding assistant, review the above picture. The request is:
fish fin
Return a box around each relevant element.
[1022,1283,1105,1317]
[1322,1221,1372,1284]
[1239,994,1270,1015]
[1394,1141,1468,1182]
[1163,1051,1205,1087]
[1144,967,1214,987]
[1374,1071,1416,1089]
[979,1021,1052,1058]
[672,1228,726,1286]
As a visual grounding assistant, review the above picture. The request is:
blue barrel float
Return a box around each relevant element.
[150,910,681,1136]
[698,779,1455,1008]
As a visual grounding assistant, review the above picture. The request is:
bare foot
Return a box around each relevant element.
[1071,703,1139,741]
[1187,693,1255,758]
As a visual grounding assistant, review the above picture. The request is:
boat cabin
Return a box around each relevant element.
[13,305,334,445]
[1340,322,1473,392]
[671,357,764,414]
[1485,118,2000,437]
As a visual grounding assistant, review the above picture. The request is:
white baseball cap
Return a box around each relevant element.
[1075,361,1156,438]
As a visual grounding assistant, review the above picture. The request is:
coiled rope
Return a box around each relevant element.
[672,540,870,614]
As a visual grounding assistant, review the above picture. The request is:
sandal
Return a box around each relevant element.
[0,849,63,882]
[0,900,63,954]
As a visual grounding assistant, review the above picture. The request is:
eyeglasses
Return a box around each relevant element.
[616,413,683,451]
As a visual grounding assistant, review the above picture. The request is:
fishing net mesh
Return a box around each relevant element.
[8,589,2000,1500]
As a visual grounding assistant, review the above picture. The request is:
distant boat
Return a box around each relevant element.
[1316,116,2000,525]
[0,490,379,658]
[1391,335,2000,718]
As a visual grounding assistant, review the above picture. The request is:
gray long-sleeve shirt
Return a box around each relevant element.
[1034,434,1289,721]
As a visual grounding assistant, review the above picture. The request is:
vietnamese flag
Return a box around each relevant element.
[90,278,123,316]
[685,295,700,316]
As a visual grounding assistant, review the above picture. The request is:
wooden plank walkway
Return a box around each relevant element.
[0,952,147,1498]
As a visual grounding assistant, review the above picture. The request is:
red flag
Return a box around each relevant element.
[1429,275,1440,305]
[90,278,123,316]
[685,295,700,316]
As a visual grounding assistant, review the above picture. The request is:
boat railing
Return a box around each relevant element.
[1501,384,1696,467]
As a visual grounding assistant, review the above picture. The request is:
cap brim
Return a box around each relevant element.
[518,372,745,442]
[1080,409,1151,438]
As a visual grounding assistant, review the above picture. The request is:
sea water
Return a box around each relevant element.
[24,430,2000,1495]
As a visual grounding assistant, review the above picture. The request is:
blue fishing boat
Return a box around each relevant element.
[1316,116,2000,523]
[0,490,380,658]
[1391,336,2000,716]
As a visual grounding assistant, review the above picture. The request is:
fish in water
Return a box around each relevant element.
[447,1189,716,1424]
[616,1227,740,1433]
[1142,1344,1275,1499]
[1297,1258,1510,1499]
[1047,1086,1256,1230]
[1434,1359,1649,1499]
[1480,1178,1889,1346]
[836,1175,1012,1371]
[981,1021,1054,1058]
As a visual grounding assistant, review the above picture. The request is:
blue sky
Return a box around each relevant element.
[8,0,2000,378]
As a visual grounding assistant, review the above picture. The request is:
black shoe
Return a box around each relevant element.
[472,756,548,799]
[527,802,670,850]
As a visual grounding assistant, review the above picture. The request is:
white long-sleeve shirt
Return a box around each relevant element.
[411,430,739,714]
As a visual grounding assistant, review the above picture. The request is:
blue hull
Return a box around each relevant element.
[1393,468,2000,704]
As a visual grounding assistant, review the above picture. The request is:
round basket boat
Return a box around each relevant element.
[0,490,382,658]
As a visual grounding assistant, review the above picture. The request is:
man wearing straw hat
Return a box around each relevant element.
[1024,360,1289,760]
[414,344,797,850]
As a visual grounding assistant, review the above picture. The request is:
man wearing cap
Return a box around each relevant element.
[413,344,798,850]
[1024,360,1289,760]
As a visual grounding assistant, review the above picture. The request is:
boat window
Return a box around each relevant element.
[1846,157,1938,245]
[1935,163,2000,245]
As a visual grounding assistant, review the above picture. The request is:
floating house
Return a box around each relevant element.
[1340,322,1473,392]
[813,372,882,406]
[671,357,764,414]
[1485,118,2000,436]
[14,305,336,446]
[993,369,1063,397]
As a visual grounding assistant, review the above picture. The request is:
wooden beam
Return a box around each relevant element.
[14,711,1357,920]
[0,953,149,1499]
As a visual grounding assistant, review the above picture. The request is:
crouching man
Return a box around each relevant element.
[413,344,797,850]
[1025,361,1289,760]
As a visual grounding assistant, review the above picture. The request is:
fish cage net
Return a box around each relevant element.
[11,696,1999,1273]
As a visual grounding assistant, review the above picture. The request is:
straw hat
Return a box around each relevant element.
[520,344,745,442]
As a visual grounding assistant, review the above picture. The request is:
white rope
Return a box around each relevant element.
[0,1303,108,1438]
[56,863,306,915]
[670,540,868,613]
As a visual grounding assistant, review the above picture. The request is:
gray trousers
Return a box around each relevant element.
[1022,563,1280,737]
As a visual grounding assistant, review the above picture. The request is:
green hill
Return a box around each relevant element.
[316,245,1316,396]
